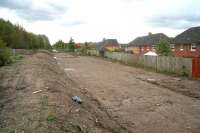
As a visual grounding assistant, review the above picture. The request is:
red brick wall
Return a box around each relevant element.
[175,43,200,58]
[139,45,153,54]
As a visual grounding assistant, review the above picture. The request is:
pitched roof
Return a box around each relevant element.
[103,39,119,47]
[174,26,200,44]
[129,33,171,46]
[95,39,119,50]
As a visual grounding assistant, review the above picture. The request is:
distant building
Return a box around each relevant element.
[174,26,200,58]
[119,44,129,51]
[97,39,119,51]
[128,33,172,54]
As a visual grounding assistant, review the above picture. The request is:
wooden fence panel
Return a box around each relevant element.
[89,51,192,77]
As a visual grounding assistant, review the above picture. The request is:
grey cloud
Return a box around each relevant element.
[148,14,200,30]
[0,0,30,9]
[17,9,55,21]
[147,0,200,30]
[0,0,67,21]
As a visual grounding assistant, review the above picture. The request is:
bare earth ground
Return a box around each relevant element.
[0,51,200,133]
[0,51,127,133]
[55,53,200,133]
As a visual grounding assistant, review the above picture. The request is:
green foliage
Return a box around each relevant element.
[0,38,12,66]
[156,39,172,56]
[0,38,24,66]
[10,55,23,63]
[181,65,188,77]
[0,48,12,66]
[0,38,6,48]
[47,114,57,122]
[0,18,51,49]
[67,38,75,52]
[52,38,76,52]
[84,128,94,133]
[52,40,66,49]
[78,42,90,54]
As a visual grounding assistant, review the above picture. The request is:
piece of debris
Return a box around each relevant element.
[95,118,99,123]
[156,103,160,106]
[72,96,82,104]
[32,90,43,94]
[64,68,75,71]
[74,108,80,113]
[147,78,156,83]
[54,56,57,59]
[174,78,182,81]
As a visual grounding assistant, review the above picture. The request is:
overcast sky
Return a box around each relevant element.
[0,0,200,44]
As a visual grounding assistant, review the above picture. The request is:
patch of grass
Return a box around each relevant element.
[181,65,188,77]
[84,128,94,133]
[10,55,23,63]
[47,114,57,122]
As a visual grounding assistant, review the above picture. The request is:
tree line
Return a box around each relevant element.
[0,18,51,49]
[52,38,76,52]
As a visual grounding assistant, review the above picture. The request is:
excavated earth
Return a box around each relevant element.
[1,51,200,133]
[0,51,128,133]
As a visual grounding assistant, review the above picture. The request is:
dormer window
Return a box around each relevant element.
[191,43,197,51]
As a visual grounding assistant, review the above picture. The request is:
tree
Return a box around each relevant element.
[67,38,75,52]
[53,40,66,49]
[156,39,172,56]
[0,38,12,66]
[0,38,6,48]
[0,18,52,50]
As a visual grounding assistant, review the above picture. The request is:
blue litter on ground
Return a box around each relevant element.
[72,96,82,104]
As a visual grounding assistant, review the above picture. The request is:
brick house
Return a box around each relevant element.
[174,27,200,58]
[128,33,171,54]
[97,39,119,52]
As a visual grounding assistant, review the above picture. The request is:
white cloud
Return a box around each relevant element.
[0,0,200,44]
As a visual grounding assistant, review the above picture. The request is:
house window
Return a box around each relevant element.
[152,45,156,51]
[191,43,197,51]
[170,44,175,51]
[180,44,184,51]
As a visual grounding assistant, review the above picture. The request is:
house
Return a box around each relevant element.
[119,44,128,51]
[174,26,200,58]
[97,39,119,51]
[128,33,171,54]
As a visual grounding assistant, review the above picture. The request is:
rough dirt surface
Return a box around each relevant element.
[0,51,128,133]
[55,53,200,133]
[1,51,200,133]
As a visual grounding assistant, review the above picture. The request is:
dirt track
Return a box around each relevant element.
[0,51,200,133]
[55,53,200,133]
